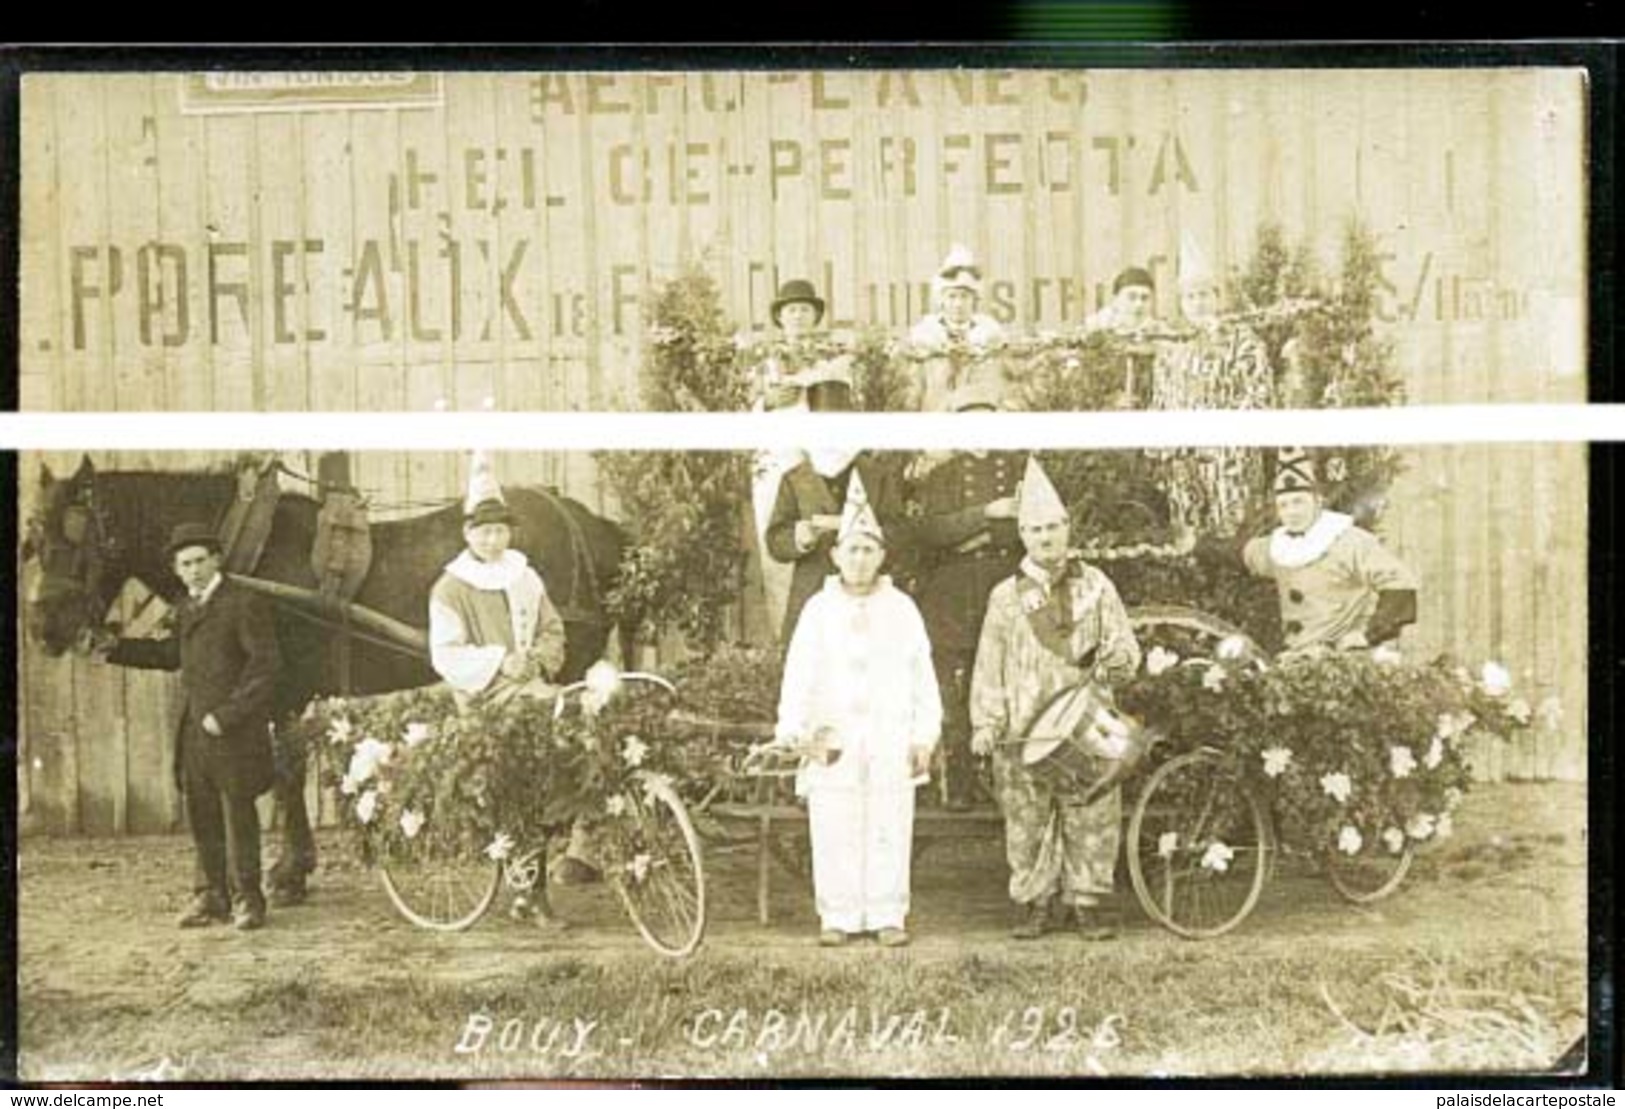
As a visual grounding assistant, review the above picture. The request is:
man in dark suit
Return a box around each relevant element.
[107,523,281,930]
[764,379,909,647]
[907,382,1027,808]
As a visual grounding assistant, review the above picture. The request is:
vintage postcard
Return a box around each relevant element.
[9,61,1598,1084]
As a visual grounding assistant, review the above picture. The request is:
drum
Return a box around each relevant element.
[1018,683,1156,805]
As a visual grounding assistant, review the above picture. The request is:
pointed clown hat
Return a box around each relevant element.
[837,468,885,546]
[932,242,983,300]
[1017,456,1069,528]
[1178,230,1216,292]
[1272,447,1319,496]
[464,449,515,527]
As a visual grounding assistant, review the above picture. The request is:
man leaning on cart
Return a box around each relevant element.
[1242,449,1418,657]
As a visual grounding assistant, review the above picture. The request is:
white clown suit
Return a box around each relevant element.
[774,486,942,934]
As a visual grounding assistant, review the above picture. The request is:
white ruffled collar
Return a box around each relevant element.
[1268,511,1353,569]
[445,548,533,591]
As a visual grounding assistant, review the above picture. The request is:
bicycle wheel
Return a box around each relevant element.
[379,842,503,933]
[613,774,707,958]
[1129,605,1267,668]
[1325,843,1414,903]
[1127,748,1271,939]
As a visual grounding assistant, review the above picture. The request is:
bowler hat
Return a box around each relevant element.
[1112,266,1155,295]
[164,522,223,562]
[770,279,826,328]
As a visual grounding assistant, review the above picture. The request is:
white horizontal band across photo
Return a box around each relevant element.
[2,404,1622,452]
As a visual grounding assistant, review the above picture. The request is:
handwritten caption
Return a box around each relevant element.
[452,1005,1123,1062]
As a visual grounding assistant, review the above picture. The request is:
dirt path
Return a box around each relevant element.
[15,782,1588,1080]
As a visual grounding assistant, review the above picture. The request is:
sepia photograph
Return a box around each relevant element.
[8,62,1598,1083]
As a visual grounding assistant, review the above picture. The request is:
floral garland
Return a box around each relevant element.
[731,333,858,366]
[710,297,1329,376]
[1118,648,1535,864]
[294,668,701,884]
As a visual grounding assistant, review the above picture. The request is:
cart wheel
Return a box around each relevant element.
[1129,605,1267,667]
[1127,748,1272,939]
[379,843,502,932]
[1325,843,1414,903]
[614,773,707,958]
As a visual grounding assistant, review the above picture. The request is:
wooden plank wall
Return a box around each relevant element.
[14,68,1593,831]
[20,70,1587,411]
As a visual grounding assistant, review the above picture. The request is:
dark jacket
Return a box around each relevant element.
[110,577,281,797]
[765,455,907,645]
[909,450,1027,654]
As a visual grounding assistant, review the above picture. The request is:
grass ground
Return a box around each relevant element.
[15,782,1589,1081]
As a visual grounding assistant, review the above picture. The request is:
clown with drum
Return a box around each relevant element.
[970,458,1142,941]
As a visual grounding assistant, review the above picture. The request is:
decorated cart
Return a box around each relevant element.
[298,660,710,958]
[589,220,1534,941]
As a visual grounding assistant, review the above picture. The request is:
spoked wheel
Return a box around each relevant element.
[1128,748,1272,939]
[1129,605,1269,669]
[1325,843,1415,903]
[613,773,707,958]
[379,842,503,932]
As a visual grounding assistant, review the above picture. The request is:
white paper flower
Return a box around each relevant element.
[1320,772,1353,804]
[1423,737,1444,770]
[1216,636,1249,661]
[1337,825,1363,855]
[1200,842,1234,873]
[1202,665,1227,692]
[1325,456,1349,483]
[345,737,394,787]
[484,832,514,862]
[1371,643,1403,666]
[1382,827,1406,854]
[327,715,355,746]
[1436,711,1475,745]
[640,772,674,804]
[605,794,629,818]
[340,775,359,796]
[1145,646,1180,677]
[403,721,433,748]
[582,660,623,716]
[1261,747,1293,778]
[1434,812,1454,840]
[1506,697,1533,726]
[627,852,653,883]
[1444,786,1464,812]
[1389,745,1417,779]
[355,789,378,825]
[1480,661,1513,698]
[1406,812,1437,841]
[399,809,425,839]
[1157,832,1179,859]
[621,735,649,768]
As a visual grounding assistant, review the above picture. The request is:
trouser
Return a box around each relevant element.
[807,785,915,933]
[268,723,316,889]
[182,738,264,911]
[993,753,1120,908]
[932,647,979,802]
